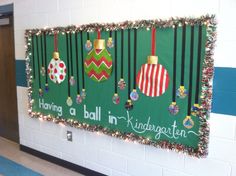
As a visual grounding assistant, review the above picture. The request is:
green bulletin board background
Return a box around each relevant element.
[26,16,216,157]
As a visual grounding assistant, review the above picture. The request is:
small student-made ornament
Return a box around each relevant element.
[176,86,188,99]
[137,28,169,97]
[81,89,86,99]
[125,99,133,110]
[168,102,179,115]
[107,31,114,48]
[66,97,73,106]
[191,104,200,116]
[76,94,83,104]
[183,116,194,129]
[118,79,126,90]
[112,93,120,104]
[130,89,139,101]
[48,33,66,84]
[84,30,113,82]
[85,32,92,51]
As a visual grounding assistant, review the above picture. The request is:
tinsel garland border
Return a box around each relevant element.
[25,15,217,158]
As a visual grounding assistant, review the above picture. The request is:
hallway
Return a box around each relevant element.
[0,137,83,176]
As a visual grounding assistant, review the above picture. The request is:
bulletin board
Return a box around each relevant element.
[25,15,216,157]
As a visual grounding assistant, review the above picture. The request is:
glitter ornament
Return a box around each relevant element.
[66,97,73,106]
[118,79,126,90]
[48,52,66,84]
[183,116,194,129]
[112,93,120,104]
[107,37,114,48]
[41,67,46,76]
[137,56,169,97]
[44,84,49,93]
[76,94,83,104]
[125,100,133,110]
[191,104,200,116]
[81,89,86,99]
[176,86,188,99]
[168,102,179,115]
[69,76,75,86]
[39,89,43,97]
[85,40,92,51]
[130,89,139,101]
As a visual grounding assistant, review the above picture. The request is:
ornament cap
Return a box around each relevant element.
[147,55,158,64]
[180,85,185,89]
[194,103,199,107]
[53,52,60,59]
[127,99,132,103]
[114,93,118,96]
[172,102,176,105]
[94,39,105,50]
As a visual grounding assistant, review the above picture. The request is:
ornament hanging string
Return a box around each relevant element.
[112,31,120,104]
[129,28,139,101]
[183,25,195,129]
[128,29,131,99]
[36,35,42,95]
[75,32,80,94]
[124,28,133,110]
[43,32,48,90]
[181,23,186,86]
[40,34,45,71]
[151,28,156,55]
[114,31,117,94]
[31,35,36,79]
[97,30,101,39]
[187,26,195,116]
[87,32,90,41]
[191,25,203,116]
[66,33,71,98]
[176,23,187,99]
[121,30,124,79]
[168,25,179,115]
[69,32,74,82]
[54,32,58,52]
[195,25,202,104]
[172,25,177,102]
[80,31,86,98]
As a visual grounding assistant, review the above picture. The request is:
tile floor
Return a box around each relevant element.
[0,137,84,176]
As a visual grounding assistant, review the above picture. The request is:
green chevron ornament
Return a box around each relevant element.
[84,37,112,82]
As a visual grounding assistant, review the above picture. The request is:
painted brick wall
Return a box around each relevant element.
[1,0,236,175]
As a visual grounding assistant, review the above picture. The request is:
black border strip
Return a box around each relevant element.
[20,145,106,176]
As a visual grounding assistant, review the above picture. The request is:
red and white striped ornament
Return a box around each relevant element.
[136,56,169,97]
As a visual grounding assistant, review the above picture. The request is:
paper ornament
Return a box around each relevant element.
[48,52,66,84]
[136,56,169,97]
[84,38,112,82]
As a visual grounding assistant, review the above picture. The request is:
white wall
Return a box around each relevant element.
[1,0,236,175]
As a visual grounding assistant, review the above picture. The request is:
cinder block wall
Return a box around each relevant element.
[1,0,236,175]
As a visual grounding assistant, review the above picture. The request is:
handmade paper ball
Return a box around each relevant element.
[183,116,194,129]
[107,37,114,48]
[84,39,112,82]
[125,100,133,110]
[176,86,188,99]
[48,52,66,84]
[112,93,120,105]
[168,102,179,115]
[191,104,200,116]
[76,94,82,104]
[118,79,126,90]
[85,40,92,51]
[136,56,169,97]
[130,90,139,101]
